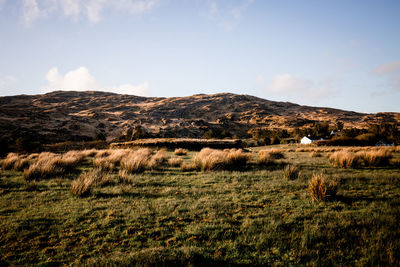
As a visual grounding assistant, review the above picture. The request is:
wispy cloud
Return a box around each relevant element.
[371,61,400,94]
[43,66,149,96]
[0,75,18,95]
[372,61,400,75]
[257,73,338,103]
[20,0,160,26]
[206,0,254,32]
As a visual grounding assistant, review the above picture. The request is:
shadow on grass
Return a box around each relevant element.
[94,191,162,199]
[335,194,391,205]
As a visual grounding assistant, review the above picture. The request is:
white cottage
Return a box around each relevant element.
[300,136,313,144]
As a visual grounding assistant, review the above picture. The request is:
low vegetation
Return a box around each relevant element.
[1,144,400,265]
[308,173,340,201]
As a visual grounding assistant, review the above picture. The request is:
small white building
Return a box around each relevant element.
[300,136,313,144]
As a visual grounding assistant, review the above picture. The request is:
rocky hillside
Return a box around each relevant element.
[0,91,399,146]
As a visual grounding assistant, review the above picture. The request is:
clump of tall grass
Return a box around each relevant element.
[283,164,301,180]
[1,153,32,171]
[168,157,183,167]
[70,169,103,197]
[309,173,340,202]
[120,148,153,174]
[23,152,81,181]
[93,158,115,172]
[329,149,392,168]
[309,152,322,158]
[193,148,251,171]
[329,151,361,168]
[361,150,392,167]
[180,162,198,172]
[148,149,168,169]
[257,149,284,165]
[174,148,188,156]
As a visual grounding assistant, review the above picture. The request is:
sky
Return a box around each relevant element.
[0,0,399,113]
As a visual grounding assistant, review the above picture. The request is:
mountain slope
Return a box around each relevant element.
[0,91,399,145]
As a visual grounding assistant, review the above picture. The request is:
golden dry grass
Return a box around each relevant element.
[70,169,102,197]
[194,148,251,171]
[120,148,153,174]
[174,148,188,156]
[309,173,340,201]
[283,164,301,180]
[1,153,21,170]
[93,158,115,172]
[329,151,361,168]
[148,149,168,169]
[257,149,284,165]
[329,149,392,168]
[180,162,198,172]
[168,157,183,167]
[23,152,82,181]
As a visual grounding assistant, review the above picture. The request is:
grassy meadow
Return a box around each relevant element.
[1,145,400,265]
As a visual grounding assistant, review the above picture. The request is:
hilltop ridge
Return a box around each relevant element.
[0,91,399,147]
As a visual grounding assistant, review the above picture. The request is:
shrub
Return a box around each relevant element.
[70,169,102,197]
[168,157,183,167]
[193,148,250,171]
[309,173,339,201]
[283,164,301,180]
[174,148,188,156]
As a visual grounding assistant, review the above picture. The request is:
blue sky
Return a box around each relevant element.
[0,0,399,113]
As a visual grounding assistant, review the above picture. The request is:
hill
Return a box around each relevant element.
[0,91,399,148]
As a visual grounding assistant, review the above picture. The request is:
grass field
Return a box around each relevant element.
[1,145,400,266]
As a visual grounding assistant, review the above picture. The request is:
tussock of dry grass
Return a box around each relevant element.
[168,157,183,167]
[93,158,115,172]
[194,148,251,171]
[329,151,361,168]
[361,150,392,167]
[174,148,188,156]
[118,169,133,183]
[1,153,21,170]
[329,149,392,168]
[148,149,168,169]
[283,164,301,180]
[70,169,102,197]
[309,152,322,158]
[23,152,82,181]
[257,149,284,165]
[309,173,340,201]
[180,162,198,172]
[120,148,153,174]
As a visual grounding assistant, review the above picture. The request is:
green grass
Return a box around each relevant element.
[1,146,400,265]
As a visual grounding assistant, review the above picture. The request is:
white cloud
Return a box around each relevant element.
[22,0,41,25]
[60,0,80,17]
[372,61,400,92]
[43,66,149,96]
[269,74,314,93]
[256,74,336,103]
[372,61,400,75]
[206,0,253,32]
[20,0,160,25]
[0,75,17,88]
